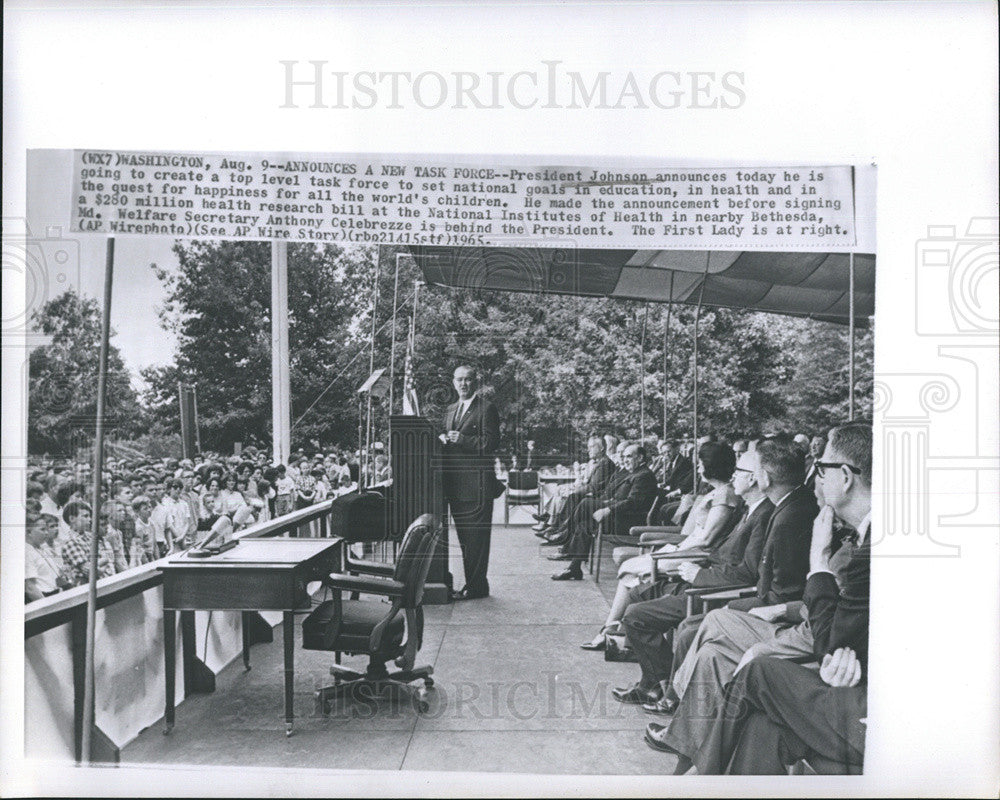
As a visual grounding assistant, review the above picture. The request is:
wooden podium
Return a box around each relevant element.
[389,415,450,603]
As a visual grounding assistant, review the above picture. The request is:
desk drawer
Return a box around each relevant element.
[163,568,308,610]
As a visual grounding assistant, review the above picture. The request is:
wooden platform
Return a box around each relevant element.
[123,519,679,775]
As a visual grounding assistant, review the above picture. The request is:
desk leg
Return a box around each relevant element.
[163,609,175,734]
[283,611,294,736]
[241,611,251,671]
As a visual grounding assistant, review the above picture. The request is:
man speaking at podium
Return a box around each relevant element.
[440,364,501,601]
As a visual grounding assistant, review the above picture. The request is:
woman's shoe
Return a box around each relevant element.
[580,623,621,650]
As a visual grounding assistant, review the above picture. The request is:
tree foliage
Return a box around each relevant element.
[28,290,142,455]
[135,241,873,459]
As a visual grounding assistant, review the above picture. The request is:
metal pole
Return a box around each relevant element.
[81,237,114,763]
[848,253,856,422]
[691,256,710,492]
[388,254,402,415]
[364,260,381,484]
[662,272,675,442]
[639,303,648,442]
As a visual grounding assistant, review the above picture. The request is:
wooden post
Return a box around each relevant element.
[271,242,291,465]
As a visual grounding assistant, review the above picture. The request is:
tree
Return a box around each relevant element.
[143,241,377,453]
[28,290,142,455]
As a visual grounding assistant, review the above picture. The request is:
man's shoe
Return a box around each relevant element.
[546,553,573,561]
[540,537,565,547]
[644,723,682,755]
[532,512,549,523]
[532,524,550,534]
[611,685,660,705]
[551,567,583,581]
[642,695,679,715]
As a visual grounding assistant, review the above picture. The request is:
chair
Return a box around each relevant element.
[304,513,441,714]
[504,469,540,525]
[590,491,664,581]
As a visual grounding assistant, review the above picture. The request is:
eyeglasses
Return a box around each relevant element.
[815,461,862,477]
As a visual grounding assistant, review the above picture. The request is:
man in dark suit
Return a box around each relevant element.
[690,424,871,774]
[549,443,657,582]
[608,448,776,706]
[440,365,501,601]
[660,439,694,496]
[536,436,618,543]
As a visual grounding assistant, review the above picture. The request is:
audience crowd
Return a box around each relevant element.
[24,445,361,600]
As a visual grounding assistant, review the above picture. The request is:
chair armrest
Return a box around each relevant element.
[650,547,711,561]
[346,558,395,577]
[632,526,683,543]
[683,583,755,616]
[324,572,405,597]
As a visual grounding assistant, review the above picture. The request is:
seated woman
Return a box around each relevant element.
[581,441,738,650]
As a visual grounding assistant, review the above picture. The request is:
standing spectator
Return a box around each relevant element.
[129,495,157,566]
[162,479,196,551]
[25,516,71,600]
[294,466,317,509]
[274,466,296,516]
[198,477,224,531]
[61,502,118,586]
[99,501,129,573]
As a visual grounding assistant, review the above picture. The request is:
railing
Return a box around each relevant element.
[23,497,343,764]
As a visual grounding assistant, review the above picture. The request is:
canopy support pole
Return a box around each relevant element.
[662,272,675,442]
[639,303,648,442]
[848,253,856,421]
[388,254,402,416]
[271,242,291,466]
[363,260,381,487]
[81,237,114,764]
[691,257,710,491]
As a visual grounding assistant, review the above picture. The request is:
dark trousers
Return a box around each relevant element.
[622,581,688,689]
[693,656,866,775]
[446,495,493,597]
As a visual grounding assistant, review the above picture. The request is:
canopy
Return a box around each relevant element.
[409,247,875,325]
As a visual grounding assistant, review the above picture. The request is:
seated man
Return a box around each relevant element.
[580,447,772,651]
[612,435,816,706]
[535,436,617,542]
[549,443,657,582]
[646,431,866,763]
[686,422,871,774]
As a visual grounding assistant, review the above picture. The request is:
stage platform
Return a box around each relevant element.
[122,519,679,775]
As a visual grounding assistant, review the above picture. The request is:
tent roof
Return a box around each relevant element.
[408,247,875,326]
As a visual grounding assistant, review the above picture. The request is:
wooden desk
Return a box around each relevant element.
[159,538,342,736]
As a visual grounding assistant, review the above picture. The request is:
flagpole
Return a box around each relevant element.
[81,236,114,763]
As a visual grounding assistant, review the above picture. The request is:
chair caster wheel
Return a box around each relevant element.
[424,678,434,688]
[285,723,294,737]
[415,687,430,713]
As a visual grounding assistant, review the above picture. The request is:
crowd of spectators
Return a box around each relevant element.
[24,445,361,601]
[530,424,869,775]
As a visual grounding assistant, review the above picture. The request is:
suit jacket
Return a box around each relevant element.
[441,394,501,503]
[754,485,817,604]
[662,455,693,492]
[692,497,775,588]
[599,465,658,534]
[582,455,617,495]
[804,528,871,671]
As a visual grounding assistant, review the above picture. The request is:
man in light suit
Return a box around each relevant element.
[440,365,501,600]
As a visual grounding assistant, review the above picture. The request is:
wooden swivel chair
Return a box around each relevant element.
[304,513,441,714]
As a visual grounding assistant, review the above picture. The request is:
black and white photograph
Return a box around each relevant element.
[2,3,997,798]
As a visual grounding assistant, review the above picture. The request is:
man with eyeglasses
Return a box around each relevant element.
[686,423,872,774]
